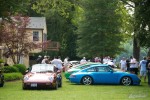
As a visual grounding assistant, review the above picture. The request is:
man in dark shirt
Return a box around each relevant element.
[146,57,150,86]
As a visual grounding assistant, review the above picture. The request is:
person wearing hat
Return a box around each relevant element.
[36,55,42,64]
[41,56,48,64]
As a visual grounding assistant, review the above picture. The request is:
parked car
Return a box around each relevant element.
[22,64,62,90]
[0,70,4,87]
[65,62,101,79]
[69,64,141,86]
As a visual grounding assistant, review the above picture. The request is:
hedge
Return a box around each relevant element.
[2,64,27,74]
[13,64,26,74]
[4,73,23,81]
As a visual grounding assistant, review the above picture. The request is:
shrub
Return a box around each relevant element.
[2,66,19,73]
[0,59,4,63]
[4,73,23,81]
[13,64,26,74]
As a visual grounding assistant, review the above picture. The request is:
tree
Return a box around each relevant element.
[0,0,30,17]
[0,15,37,64]
[31,0,78,59]
[135,0,150,56]
[76,0,126,59]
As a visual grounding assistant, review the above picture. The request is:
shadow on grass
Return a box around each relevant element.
[69,83,143,87]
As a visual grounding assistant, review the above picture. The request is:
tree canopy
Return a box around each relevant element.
[76,0,127,58]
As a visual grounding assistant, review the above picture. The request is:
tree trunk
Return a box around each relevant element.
[147,47,150,57]
[133,36,140,61]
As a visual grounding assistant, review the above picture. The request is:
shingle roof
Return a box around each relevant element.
[27,17,46,29]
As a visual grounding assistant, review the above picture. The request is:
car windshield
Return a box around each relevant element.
[31,64,54,73]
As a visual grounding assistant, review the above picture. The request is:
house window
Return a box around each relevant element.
[33,31,39,41]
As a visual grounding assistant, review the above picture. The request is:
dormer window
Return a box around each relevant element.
[33,31,39,41]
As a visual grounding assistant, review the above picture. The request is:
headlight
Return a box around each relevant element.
[24,76,29,81]
[49,77,54,82]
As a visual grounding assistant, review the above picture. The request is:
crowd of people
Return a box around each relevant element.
[35,55,150,86]
[119,56,150,86]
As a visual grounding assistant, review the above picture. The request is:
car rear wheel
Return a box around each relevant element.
[121,76,132,86]
[81,76,93,85]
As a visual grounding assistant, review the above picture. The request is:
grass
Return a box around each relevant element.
[0,73,150,100]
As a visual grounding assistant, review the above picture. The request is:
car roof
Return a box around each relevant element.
[72,62,101,68]
[81,64,108,70]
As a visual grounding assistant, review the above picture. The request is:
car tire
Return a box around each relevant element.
[58,81,62,87]
[22,85,27,90]
[81,76,93,85]
[121,76,132,86]
[53,81,58,90]
[0,76,4,87]
[0,83,4,87]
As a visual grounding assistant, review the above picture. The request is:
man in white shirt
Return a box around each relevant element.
[80,57,87,64]
[130,56,138,75]
[51,56,63,71]
[139,57,147,82]
[119,57,127,72]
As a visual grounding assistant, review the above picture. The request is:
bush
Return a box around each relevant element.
[4,73,23,81]
[13,64,26,74]
[2,66,19,73]
[0,59,4,63]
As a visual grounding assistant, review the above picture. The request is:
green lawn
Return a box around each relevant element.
[0,74,150,100]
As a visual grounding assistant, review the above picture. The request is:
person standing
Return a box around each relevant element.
[51,56,63,71]
[41,56,48,64]
[139,57,147,82]
[146,57,150,86]
[80,57,87,64]
[119,57,127,72]
[126,58,130,71]
[64,57,69,71]
[36,55,42,64]
[129,56,138,75]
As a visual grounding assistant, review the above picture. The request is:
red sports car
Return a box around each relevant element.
[22,64,62,90]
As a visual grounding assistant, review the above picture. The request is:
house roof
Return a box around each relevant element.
[27,17,46,29]
[0,17,47,33]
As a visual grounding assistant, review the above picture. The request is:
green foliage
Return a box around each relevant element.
[2,66,19,73]
[13,64,26,74]
[76,0,126,58]
[135,0,150,48]
[31,0,78,59]
[0,0,30,17]
[0,59,4,63]
[4,72,22,81]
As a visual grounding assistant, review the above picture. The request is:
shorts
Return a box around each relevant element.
[140,71,147,76]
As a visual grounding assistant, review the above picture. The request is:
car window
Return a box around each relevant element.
[86,67,96,72]
[96,66,110,72]
[31,64,54,73]
[80,65,90,69]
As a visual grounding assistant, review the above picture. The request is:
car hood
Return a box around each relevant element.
[24,72,55,82]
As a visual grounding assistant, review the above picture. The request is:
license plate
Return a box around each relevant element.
[31,83,37,87]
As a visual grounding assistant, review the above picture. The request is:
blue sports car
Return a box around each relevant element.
[69,64,141,86]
